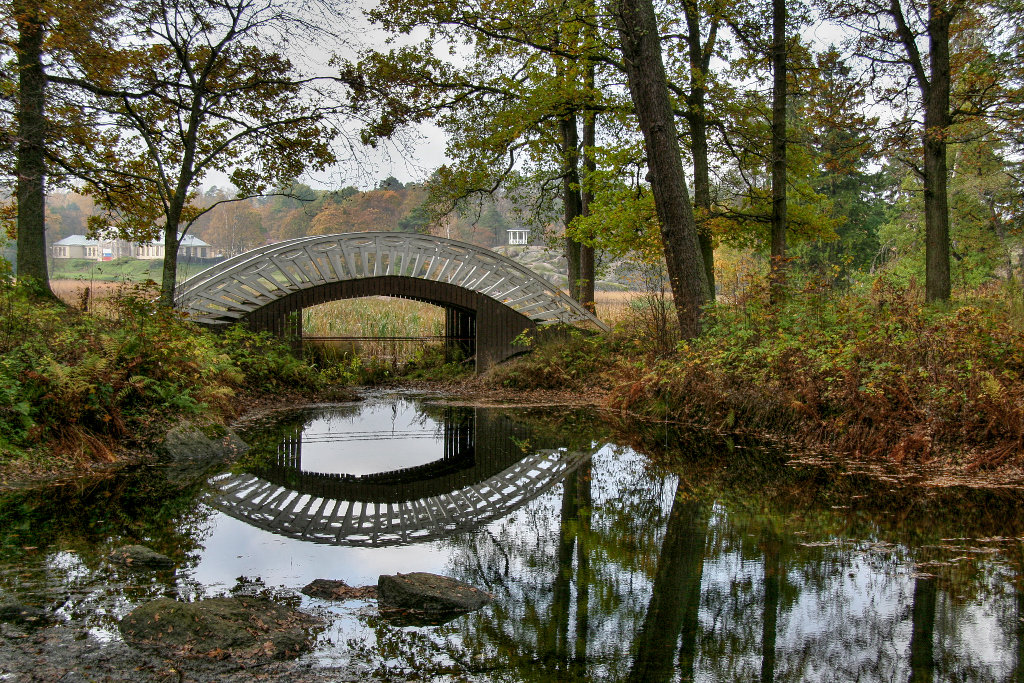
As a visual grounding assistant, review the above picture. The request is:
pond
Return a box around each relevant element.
[1,394,1023,681]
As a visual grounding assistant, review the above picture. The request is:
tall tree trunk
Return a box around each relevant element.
[627,482,707,683]
[922,0,952,303]
[580,82,597,313]
[683,0,716,299]
[561,114,584,302]
[890,0,955,303]
[908,575,937,682]
[159,206,184,306]
[14,0,54,298]
[769,0,788,304]
[616,0,709,337]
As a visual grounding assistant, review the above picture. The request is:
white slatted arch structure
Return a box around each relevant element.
[209,447,595,547]
[175,232,609,330]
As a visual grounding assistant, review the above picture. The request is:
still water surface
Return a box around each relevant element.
[1,395,1023,681]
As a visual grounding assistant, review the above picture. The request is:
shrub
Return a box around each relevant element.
[0,282,332,464]
[609,278,1024,468]
[488,326,618,390]
[217,325,323,392]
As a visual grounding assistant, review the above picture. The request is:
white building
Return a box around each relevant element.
[507,228,531,246]
[53,234,212,261]
[134,235,212,260]
[52,235,132,261]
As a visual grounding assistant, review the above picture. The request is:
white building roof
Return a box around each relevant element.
[53,235,98,246]
[137,234,210,248]
[55,233,209,248]
[179,234,210,247]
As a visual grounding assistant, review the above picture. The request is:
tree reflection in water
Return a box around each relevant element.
[360,424,1024,682]
[2,401,1024,682]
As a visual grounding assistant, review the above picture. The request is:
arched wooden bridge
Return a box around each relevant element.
[209,407,598,546]
[175,233,608,371]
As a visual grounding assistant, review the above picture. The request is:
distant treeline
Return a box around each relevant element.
[44,176,540,258]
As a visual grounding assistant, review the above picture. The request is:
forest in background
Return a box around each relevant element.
[43,176,530,257]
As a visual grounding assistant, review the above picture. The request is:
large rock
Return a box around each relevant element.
[377,573,492,616]
[119,597,322,662]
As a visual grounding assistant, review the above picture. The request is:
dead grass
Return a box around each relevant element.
[594,290,640,325]
[49,279,161,318]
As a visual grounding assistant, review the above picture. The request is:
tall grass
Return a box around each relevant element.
[303,297,445,337]
[302,297,446,366]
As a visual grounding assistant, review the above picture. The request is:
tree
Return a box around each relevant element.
[64,0,342,305]
[3,0,114,297]
[616,0,709,337]
[769,0,788,301]
[341,0,614,309]
[823,0,970,302]
[676,0,733,298]
[794,49,884,281]
[12,0,48,294]
[201,200,265,256]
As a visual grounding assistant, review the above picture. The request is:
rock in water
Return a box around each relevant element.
[301,579,377,601]
[377,572,492,616]
[0,601,53,627]
[108,545,174,569]
[120,597,322,662]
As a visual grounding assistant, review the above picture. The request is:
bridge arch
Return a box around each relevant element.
[210,406,598,547]
[175,232,608,371]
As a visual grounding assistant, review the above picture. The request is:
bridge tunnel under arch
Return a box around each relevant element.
[241,275,536,372]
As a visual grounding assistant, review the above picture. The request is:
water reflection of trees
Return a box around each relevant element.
[0,464,214,632]
[356,425,1024,682]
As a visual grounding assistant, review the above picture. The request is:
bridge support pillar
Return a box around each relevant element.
[445,307,476,362]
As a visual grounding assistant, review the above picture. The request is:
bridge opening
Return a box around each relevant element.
[287,295,477,366]
[264,402,475,480]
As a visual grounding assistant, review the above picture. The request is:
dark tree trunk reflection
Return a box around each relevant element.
[543,461,594,676]
[908,575,937,683]
[761,530,781,683]
[573,463,592,677]
[628,481,708,683]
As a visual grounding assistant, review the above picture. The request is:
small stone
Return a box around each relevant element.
[0,602,53,627]
[301,579,377,601]
[377,572,492,616]
[109,545,174,569]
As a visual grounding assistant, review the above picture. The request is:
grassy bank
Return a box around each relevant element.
[7,269,1022,482]
[0,281,341,476]
[490,279,1024,473]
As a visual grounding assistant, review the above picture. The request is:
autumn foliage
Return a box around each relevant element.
[607,280,1024,470]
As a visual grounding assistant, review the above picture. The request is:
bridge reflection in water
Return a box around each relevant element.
[210,405,597,547]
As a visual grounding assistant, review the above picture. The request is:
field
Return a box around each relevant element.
[50,279,161,315]
[49,257,164,283]
[49,279,641,362]
[593,290,640,324]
